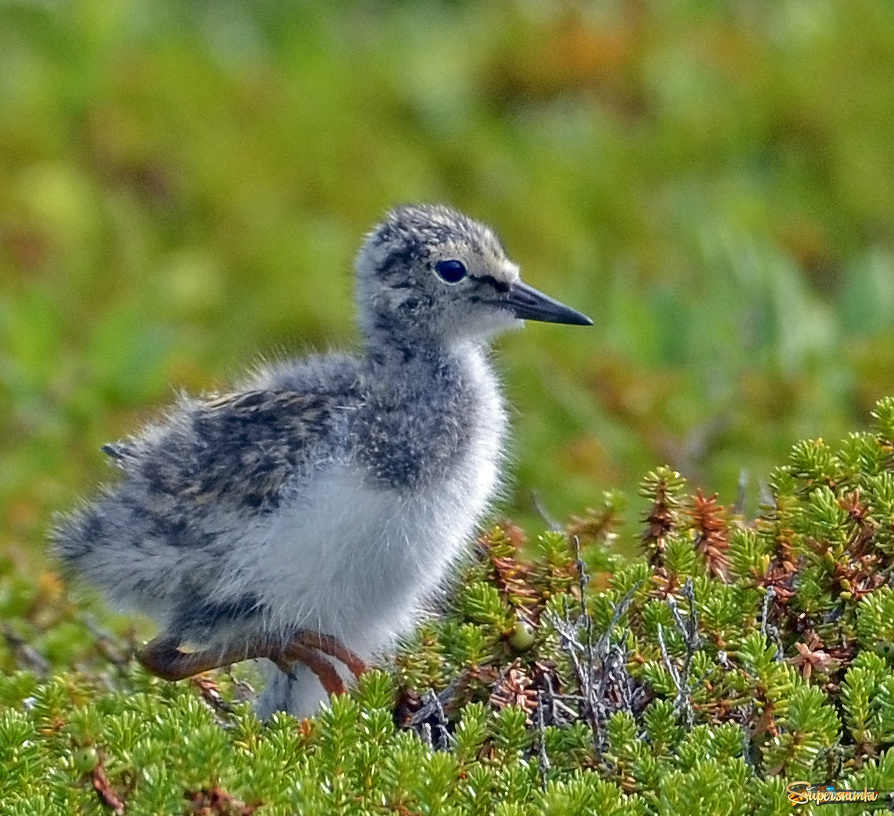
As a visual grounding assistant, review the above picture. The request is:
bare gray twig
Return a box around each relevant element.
[660,579,701,728]
[759,586,775,637]
[531,490,562,533]
[536,690,550,789]
[406,684,458,751]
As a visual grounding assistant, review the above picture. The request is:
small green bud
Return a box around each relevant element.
[72,746,99,774]
[508,620,535,651]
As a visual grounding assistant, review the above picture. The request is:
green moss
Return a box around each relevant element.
[5,4,894,806]
[8,398,894,810]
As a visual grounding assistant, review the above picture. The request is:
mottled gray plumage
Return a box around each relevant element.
[52,204,591,717]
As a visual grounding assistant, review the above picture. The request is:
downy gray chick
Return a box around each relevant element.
[53,204,592,717]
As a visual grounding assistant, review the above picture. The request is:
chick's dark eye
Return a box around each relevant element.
[434,259,467,284]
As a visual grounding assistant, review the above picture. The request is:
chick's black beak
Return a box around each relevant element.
[506,281,593,326]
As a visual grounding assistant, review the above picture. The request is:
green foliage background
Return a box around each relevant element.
[0,0,894,814]
[3,0,894,569]
[3,3,894,810]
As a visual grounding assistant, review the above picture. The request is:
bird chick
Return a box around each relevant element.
[52,204,592,717]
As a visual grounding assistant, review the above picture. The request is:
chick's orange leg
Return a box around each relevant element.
[137,629,364,696]
[290,631,368,679]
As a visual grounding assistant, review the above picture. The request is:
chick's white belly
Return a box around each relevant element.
[228,462,496,655]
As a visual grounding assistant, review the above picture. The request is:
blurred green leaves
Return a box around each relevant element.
[3,0,894,561]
